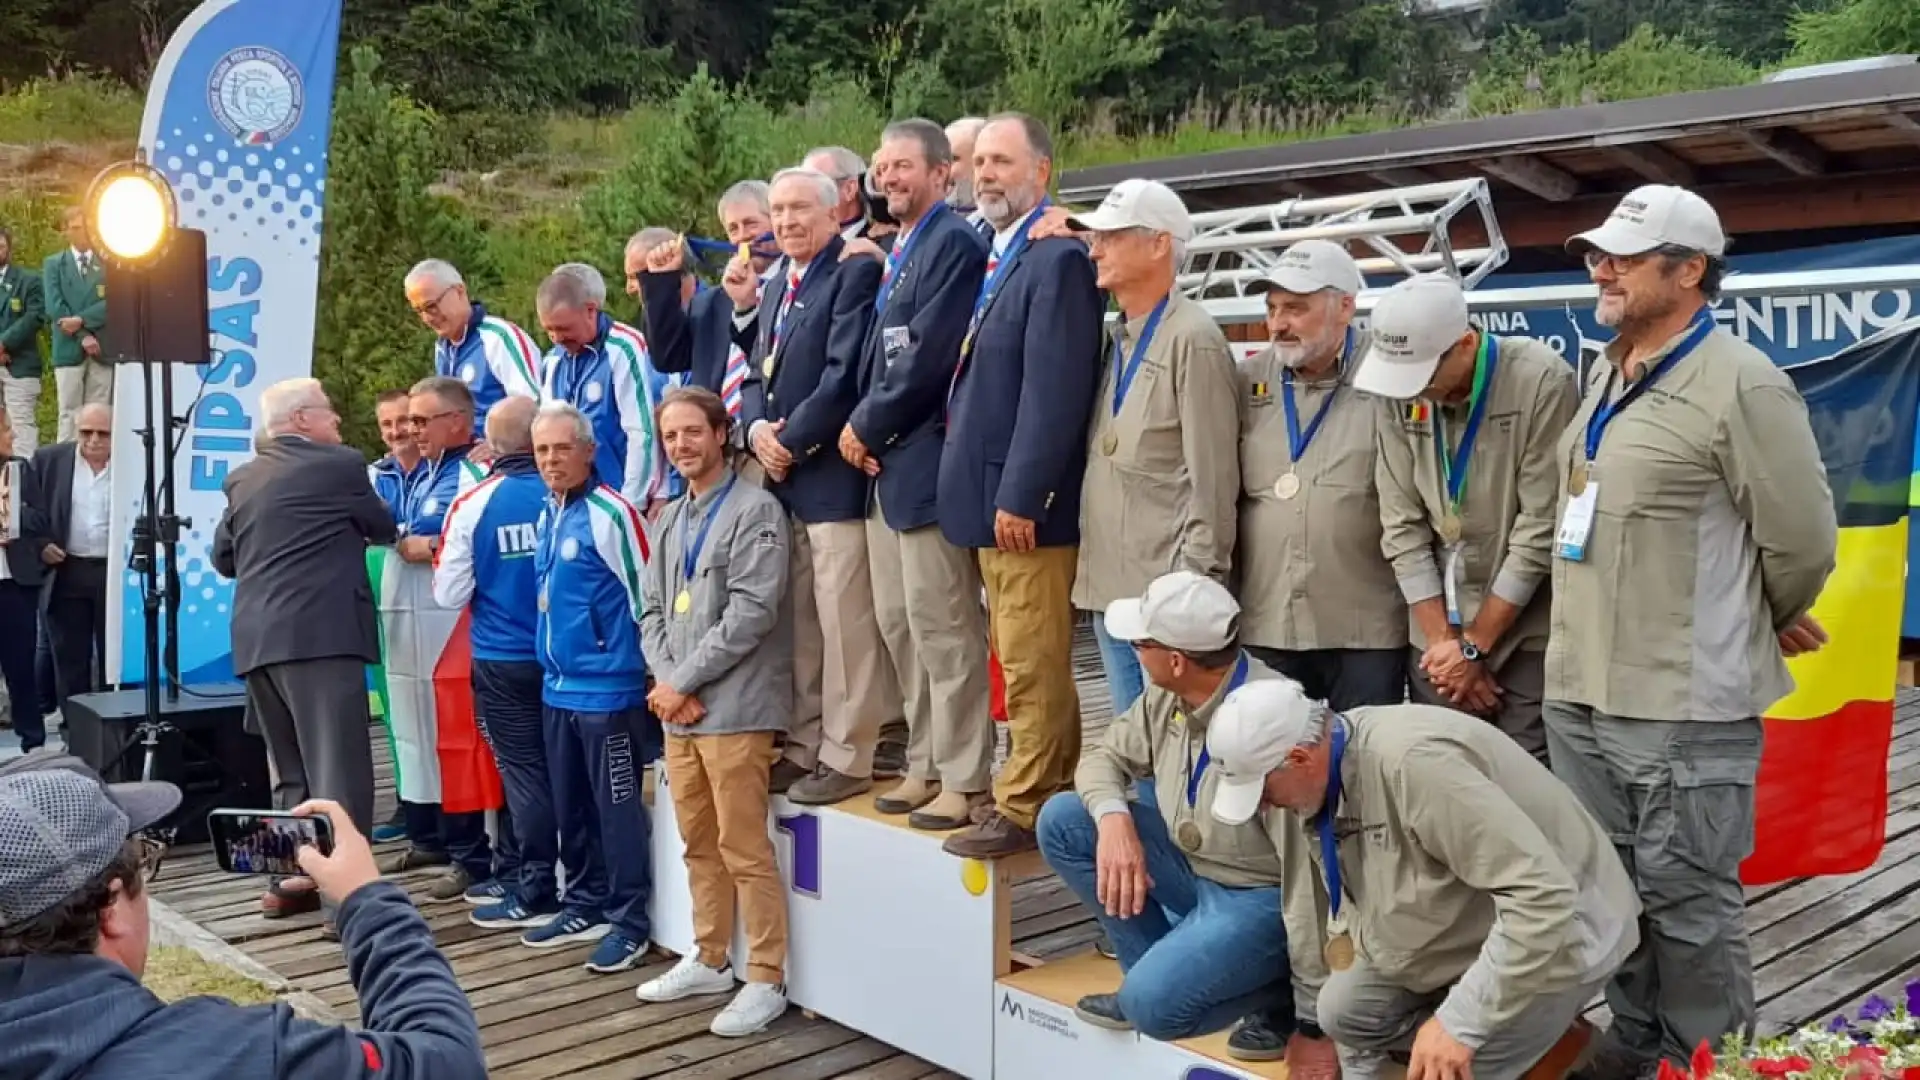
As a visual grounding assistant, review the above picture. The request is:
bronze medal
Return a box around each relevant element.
[1324,933,1355,972]
[1569,462,1590,496]
[1101,431,1119,456]
[1176,820,1203,852]
[1439,514,1463,544]
[538,587,549,613]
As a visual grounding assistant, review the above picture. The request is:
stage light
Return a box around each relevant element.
[85,159,177,268]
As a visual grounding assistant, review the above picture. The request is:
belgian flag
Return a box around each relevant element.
[1743,320,1920,885]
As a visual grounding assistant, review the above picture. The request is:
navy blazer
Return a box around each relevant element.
[939,236,1103,550]
[639,275,752,395]
[847,207,988,532]
[738,236,882,524]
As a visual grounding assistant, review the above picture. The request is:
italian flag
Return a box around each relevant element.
[367,460,503,815]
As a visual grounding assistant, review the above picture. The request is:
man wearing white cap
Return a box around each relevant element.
[1034,570,1292,1045]
[1056,179,1240,717]
[1354,272,1577,764]
[1549,184,1835,1075]
[1207,679,1639,1080]
[1235,238,1407,716]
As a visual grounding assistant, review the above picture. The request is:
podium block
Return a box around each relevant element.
[648,769,1042,1079]
[994,952,1289,1080]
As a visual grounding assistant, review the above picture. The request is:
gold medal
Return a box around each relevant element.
[1570,462,1589,496]
[1175,820,1203,852]
[1273,471,1302,500]
[1101,431,1119,456]
[1439,514,1463,544]
[538,588,549,612]
[674,589,692,614]
[1325,933,1355,972]
[762,354,776,380]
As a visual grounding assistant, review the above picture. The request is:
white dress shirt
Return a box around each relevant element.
[67,459,112,557]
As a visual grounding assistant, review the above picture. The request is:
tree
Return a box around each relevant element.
[1789,0,1920,64]
[1466,25,1756,115]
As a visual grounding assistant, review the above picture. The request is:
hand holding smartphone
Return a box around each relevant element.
[209,809,334,876]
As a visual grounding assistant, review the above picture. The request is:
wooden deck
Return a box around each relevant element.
[148,629,1920,1077]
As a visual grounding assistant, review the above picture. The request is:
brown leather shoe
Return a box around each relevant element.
[1526,1018,1597,1080]
[873,777,939,815]
[941,810,1036,858]
[261,879,321,919]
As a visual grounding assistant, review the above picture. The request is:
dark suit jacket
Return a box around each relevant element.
[848,207,988,532]
[29,442,81,593]
[2,454,51,587]
[737,236,881,524]
[639,275,753,395]
[211,436,398,676]
[939,236,1103,550]
[0,265,45,378]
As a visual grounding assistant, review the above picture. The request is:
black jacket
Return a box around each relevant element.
[2,454,51,587]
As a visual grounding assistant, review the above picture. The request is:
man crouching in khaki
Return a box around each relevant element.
[1207,679,1638,1080]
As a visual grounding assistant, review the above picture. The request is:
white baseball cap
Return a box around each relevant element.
[1207,679,1321,826]
[1250,239,1364,297]
[1102,570,1239,654]
[1566,184,1727,258]
[1352,273,1472,400]
[1067,179,1194,243]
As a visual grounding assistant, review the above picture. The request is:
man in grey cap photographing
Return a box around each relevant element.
[0,750,484,1079]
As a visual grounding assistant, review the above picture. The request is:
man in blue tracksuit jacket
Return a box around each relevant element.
[368,388,426,524]
[405,259,544,440]
[523,399,658,974]
[432,396,557,929]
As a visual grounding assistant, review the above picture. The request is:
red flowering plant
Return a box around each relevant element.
[1668,987,1920,1080]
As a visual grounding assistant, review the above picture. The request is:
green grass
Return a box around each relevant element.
[0,75,143,147]
[143,945,280,1006]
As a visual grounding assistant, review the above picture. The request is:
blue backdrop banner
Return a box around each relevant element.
[106,0,345,686]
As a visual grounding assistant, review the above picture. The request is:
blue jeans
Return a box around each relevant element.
[546,704,658,940]
[1091,613,1145,716]
[475,659,554,909]
[1037,787,1293,1039]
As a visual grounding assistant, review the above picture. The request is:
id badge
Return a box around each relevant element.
[882,325,910,364]
[1555,484,1599,562]
[1442,543,1464,627]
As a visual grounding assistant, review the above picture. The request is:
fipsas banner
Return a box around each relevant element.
[106,0,345,685]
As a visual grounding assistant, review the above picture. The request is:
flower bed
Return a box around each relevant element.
[1665,986,1920,1080]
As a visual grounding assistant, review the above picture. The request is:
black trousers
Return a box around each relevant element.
[1244,645,1409,710]
[46,556,108,711]
[0,580,45,749]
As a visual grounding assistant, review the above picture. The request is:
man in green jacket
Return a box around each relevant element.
[42,208,112,443]
[0,227,45,454]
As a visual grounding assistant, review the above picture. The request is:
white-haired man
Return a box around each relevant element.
[801,146,873,241]
[640,183,776,432]
[1205,678,1637,1080]
[944,116,986,220]
[404,259,542,443]
[535,264,675,515]
[1355,273,1578,763]
[1549,185,1836,1076]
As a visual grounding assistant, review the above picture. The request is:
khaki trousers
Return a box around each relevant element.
[54,360,113,442]
[865,499,994,792]
[0,368,40,455]
[663,730,788,984]
[980,546,1081,829]
[782,516,899,776]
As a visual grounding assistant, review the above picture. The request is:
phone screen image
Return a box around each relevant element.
[209,811,332,876]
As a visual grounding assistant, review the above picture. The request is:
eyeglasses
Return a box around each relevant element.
[411,285,458,318]
[407,409,461,428]
[135,830,172,884]
[77,428,112,439]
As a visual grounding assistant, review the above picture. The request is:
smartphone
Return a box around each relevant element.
[207,809,334,876]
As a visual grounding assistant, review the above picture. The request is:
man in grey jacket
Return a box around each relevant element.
[637,386,794,1040]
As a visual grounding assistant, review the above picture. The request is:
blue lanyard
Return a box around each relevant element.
[1316,715,1350,919]
[873,203,946,313]
[1186,654,1251,808]
[970,201,1046,328]
[681,474,739,582]
[1585,308,1714,462]
[1280,328,1353,462]
[1112,297,1171,416]
[1438,332,1500,511]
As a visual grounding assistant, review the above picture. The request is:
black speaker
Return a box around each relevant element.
[64,685,269,844]
[100,226,210,368]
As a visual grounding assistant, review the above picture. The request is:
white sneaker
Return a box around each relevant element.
[710,981,787,1037]
[635,954,735,1003]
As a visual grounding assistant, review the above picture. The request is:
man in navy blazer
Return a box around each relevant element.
[638,182,774,420]
[937,113,1102,859]
[838,118,995,832]
[731,167,902,805]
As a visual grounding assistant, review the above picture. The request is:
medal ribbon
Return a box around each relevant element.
[1585,307,1714,462]
[1435,332,1500,518]
[873,202,947,313]
[1185,653,1251,809]
[1317,714,1350,921]
[681,473,739,584]
[769,267,801,356]
[1112,297,1171,417]
[966,199,1045,345]
[1280,327,1353,465]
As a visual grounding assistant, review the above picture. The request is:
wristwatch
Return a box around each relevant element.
[1459,636,1484,664]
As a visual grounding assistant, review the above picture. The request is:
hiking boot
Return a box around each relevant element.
[873,777,939,815]
[712,982,787,1037]
[381,847,452,874]
[1074,993,1131,1031]
[909,790,987,831]
[786,765,872,806]
[942,809,1037,858]
[767,759,811,795]
[636,954,736,1002]
[425,866,472,904]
